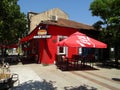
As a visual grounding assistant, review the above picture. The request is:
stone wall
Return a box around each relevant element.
[28,8,69,33]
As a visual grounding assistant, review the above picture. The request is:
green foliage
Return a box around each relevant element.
[90,0,120,42]
[90,0,120,60]
[92,20,104,30]
[0,0,27,45]
[90,0,120,25]
[90,0,111,22]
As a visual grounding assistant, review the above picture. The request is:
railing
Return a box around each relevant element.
[56,54,95,71]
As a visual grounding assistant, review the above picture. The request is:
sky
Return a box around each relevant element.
[18,0,101,25]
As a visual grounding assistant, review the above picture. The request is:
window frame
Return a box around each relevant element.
[57,36,67,55]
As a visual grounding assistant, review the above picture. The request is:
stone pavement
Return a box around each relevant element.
[10,63,120,90]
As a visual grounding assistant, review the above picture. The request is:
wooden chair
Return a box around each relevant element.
[66,55,80,70]
[56,55,68,70]
[86,54,95,67]
[80,55,87,69]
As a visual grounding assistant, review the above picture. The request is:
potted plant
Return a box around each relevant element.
[0,58,12,89]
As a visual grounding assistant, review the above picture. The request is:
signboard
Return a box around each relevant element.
[38,29,47,35]
[33,35,51,39]
[34,29,51,38]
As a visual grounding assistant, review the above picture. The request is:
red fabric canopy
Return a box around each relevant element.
[0,44,6,48]
[57,32,107,48]
[19,29,38,44]
[0,44,18,48]
[22,47,32,51]
[7,44,18,48]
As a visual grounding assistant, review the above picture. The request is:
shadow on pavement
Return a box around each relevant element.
[57,64,99,71]
[95,62,120,69]
[11,79,57,90]
[64,84,97,90]
[12,80,98,90]
[112,78,120,82]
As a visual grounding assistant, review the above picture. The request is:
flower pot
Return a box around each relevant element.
[0,73,13,90]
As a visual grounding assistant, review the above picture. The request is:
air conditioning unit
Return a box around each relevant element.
[51,15,58,21]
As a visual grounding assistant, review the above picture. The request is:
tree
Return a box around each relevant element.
[0,0,27,56]
[89,0,120,65]
[92,20,104,30]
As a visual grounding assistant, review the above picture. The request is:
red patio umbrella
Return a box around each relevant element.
[57,32,107,48]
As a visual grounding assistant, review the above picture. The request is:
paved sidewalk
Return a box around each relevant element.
[10,65,44,90]
[10,63,120,90]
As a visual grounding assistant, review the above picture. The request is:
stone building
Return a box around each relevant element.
[27,8,69,33]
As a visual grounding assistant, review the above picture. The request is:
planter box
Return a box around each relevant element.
[0,74,13,90]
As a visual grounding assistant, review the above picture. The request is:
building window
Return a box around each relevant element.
[57,36,67,55]
[78,48,82,55]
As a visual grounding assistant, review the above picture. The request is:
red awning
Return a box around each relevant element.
[0,44,6,48]
[19,29,38,44]
[22,47,32,51]
[0,44,18,48]
[7,44,18,48]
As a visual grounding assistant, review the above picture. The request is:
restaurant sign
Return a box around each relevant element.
[33,29,51,38]
[37,29,47,35]
[33,35,51,39]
